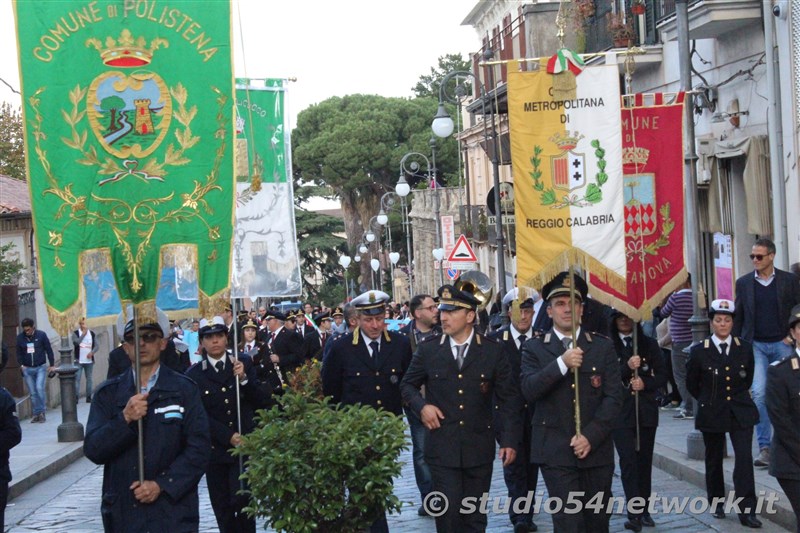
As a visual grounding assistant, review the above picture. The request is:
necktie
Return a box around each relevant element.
[517,334,527,348]
[720,342,728,357]
[562,337,573,351]
[215,360,224,373]
[624,336,633,349]
[455,343,468,369]
[369,341,379,360]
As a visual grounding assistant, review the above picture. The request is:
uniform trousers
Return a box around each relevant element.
[776,478,800,533]
[612,426,656,519]
[503,436,538,526]
[207,461,255,533]
[428,462,493,533]
[702,428,756,515]
[539,463,614,533]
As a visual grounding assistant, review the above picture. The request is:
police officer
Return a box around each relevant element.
[686,299,761,527]
[766,303,800,533]
[240,318,283,397]
[185,316,270,533]
[321,290,412,532]
[85,313,210,533]
[261,311,305,375]
[488,287,540,533]
[0,383,21,527]
[609,311,666,531]
[401,284,520,533]
[520,272,622,533]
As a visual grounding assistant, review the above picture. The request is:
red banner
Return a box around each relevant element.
[589,93,687,319]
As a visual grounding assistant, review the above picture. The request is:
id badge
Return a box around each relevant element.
[27,342,34,354]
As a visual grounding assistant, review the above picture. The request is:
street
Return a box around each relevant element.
[4,444,790,532]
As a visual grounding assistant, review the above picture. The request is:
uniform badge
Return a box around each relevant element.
[480,381,492,394]
[792,358,799,371]
[390,375,399,385]
[590,375,602,388]
[739,369,747,379]
[641,362,650,373]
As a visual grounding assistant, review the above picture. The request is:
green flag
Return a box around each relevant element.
[232,80,302,298]
[14,0,235,333]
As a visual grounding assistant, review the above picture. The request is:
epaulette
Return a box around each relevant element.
[383,329,391,342]
[352,326,360,345]
[585,332,595,342]
[733,337,741,347]
[772,354,800,370]
[589,331,609,340]
[439,335,447,345]
[704,339,710,349]
[476,334,482,345]
[544,333,552,343]
[503,331,509,341]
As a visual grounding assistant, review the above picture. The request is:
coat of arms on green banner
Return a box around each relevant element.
[14,0,235,333]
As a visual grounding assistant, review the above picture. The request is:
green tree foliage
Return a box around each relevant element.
[292,94,460,285]
[294,207,346,303]
[0,102,25,180]
[0,242,25,284]
[237,362,406,533]
[99,95,125,133]
[411,53,472,99]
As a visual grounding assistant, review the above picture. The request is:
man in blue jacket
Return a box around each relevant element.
[84,313,210,533]
[15,318,55,423]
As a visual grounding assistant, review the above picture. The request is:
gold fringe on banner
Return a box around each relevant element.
[521,247,628,311]
[46,303,82,338]
[198,289,231,321]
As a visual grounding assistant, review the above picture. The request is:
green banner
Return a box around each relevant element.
[232,80,302,298]
[14,0,235,333]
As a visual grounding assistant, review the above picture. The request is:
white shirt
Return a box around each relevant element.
[361,332,381,356]
[711,335,731,355]
[449,330,475,361]
[77,329,93,364]
[553,327,582,376]
[755,269,776,287]
[510,324,533,350]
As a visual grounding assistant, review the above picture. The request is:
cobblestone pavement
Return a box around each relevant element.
[5,450,790,532]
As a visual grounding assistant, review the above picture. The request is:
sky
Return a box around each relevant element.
[0,0,481,130]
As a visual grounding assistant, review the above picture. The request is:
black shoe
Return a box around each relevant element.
[513,523,530,533]
[712,509,726,519]
[417,505,430,517]
[624,518,643,532]
[86,396,91,403]
[30,414,40,423]
[739,515,762,528]
[640,514,655,527]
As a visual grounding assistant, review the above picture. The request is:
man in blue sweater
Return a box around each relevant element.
[15,318,56,423]
[733,238,800,468]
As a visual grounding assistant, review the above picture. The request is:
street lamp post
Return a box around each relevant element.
[398,152,433,297]
[429,137,445,288]
[338,255,351,302]
[432,51,508,301]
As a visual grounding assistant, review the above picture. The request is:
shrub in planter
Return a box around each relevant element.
[235,361,407,533]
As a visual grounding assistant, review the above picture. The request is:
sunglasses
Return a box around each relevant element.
[421,305,438,312]
[124,332,163,344]
[749,253,771,260]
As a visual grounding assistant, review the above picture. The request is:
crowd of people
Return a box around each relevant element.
[3,237,799,533]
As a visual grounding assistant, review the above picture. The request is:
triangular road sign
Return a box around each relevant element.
[448,234,477,262]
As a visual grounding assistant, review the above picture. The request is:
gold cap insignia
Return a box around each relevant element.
[368,292,376,303]
[442,288,452,299]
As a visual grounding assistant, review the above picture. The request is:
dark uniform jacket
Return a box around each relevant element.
[185,353,270,464]
[766,352,800,480]
[322,328,412,415]
[301,328,324,361]
[487,326,530,452]
[686,336,759,433]
[84,366,210,533]
[0,387,21,483]
[520,330,622,468]
[266,327,305,374]
[733,269,800,341]
[241,341,283,396]
[610,329,666,429]
[400,332,522,468]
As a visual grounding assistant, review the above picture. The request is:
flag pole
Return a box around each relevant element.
[132,307,145,485]
[569,265,581,437]
[231,299,244,489]
[633,326,641,452]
